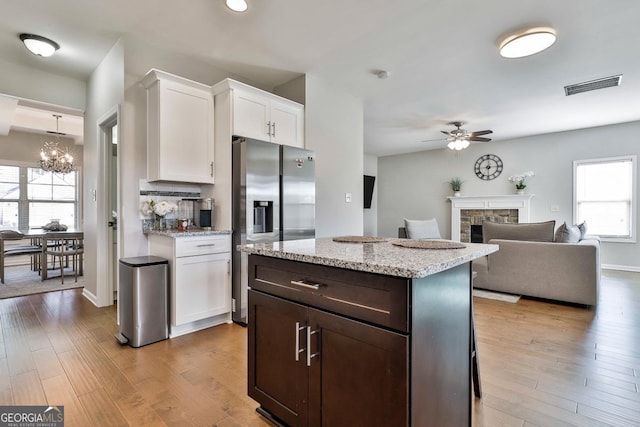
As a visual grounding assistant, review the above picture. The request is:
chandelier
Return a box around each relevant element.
[40,114,75,174]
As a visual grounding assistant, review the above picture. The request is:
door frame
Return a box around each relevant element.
[96,105,121,307]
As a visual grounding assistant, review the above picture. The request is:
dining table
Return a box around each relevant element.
[0,228,84,284]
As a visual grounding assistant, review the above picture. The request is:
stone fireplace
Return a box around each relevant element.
[448,195,534,242]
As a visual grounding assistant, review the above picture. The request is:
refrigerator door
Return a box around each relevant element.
[281,145,315,241]
[232,138,280,324]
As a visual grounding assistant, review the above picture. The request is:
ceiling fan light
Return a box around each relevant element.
[499,27,556,58]
[19,33,60,57]
[226,0,248,12]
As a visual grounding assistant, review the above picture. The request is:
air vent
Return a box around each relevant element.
[46,131,66,136]
[564,75,622,96]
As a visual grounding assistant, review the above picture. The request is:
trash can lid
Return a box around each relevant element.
[119,256,168,267]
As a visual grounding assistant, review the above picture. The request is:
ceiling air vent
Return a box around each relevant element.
[564,75,622,96]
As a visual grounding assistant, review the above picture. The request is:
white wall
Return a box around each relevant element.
[305,75,364,237]
[377,120,640,270]
[364,154,378,236]
[84,39,124,302]
[0,58,86,110]
[0,130,81,165]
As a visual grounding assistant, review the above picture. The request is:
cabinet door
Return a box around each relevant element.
[174,252,230,325]
[232,90,271,141]
[248,290,309,426]
[270,99,304,147]
[158,81,214,183]
[308,308,409,427]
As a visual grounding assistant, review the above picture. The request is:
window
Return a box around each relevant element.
[0,164,78,231]
[574,155,636,242]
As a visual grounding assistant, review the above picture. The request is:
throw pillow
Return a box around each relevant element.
[482,220,556,243]
[403,218,441,239]
[554,222,581,243]
[578,221,588,240]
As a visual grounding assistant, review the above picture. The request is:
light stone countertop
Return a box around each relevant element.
[238,237,498,279]
[146,228,231,238]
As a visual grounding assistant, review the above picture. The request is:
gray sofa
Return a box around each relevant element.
[472,221,600,306]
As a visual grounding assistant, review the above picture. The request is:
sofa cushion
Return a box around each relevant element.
[482,220,556,243]
[403,218,441,239]
[555,222,582,243]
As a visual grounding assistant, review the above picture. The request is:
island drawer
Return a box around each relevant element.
[175,235,230,257]
[248,255,409,332]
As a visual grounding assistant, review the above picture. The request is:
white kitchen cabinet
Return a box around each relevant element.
[148,233,231,337]
[142,69,215,184]
[213,78,304,147]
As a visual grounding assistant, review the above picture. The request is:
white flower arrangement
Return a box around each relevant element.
[508,171,535,190]
[141,199,177,218]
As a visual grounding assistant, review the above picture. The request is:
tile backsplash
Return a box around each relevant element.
[139,179,202,231]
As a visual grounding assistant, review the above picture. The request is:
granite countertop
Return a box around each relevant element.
[146,228,231,238]
[238,237,498,279]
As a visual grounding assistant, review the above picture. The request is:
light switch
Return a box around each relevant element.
[550,205,559,212]
[345,193,352,203]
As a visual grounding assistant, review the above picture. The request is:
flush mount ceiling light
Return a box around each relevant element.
[499,27,556,58]
[19,33,60,57]
[226,0,248,12]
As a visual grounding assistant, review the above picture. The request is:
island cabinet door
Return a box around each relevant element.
[307,308,409,427]
[248,290,309,426]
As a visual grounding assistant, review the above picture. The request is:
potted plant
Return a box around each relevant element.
[448,177,464,197]
[508,171,535,194]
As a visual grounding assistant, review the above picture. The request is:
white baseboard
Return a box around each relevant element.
[602,264,640,273]
[82,288,99,306]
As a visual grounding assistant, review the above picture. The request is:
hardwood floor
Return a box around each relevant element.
[0,270,638,426]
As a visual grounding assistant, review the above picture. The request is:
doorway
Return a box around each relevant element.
[97,107,120,307]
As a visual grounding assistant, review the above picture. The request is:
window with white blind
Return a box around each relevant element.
[574,155,636,242]
[0,164,78,231]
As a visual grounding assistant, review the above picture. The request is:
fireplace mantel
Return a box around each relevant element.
[448,194,534,242]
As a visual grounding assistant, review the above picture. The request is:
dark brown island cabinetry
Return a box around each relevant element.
[247,254,472,427]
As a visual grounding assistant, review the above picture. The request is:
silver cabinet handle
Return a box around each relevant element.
[196,244,216,247]
[306,326,319,367]
[227,259,230,275]
[295,322,306,361]
[266,121,272,136]
[210,161,214,177]
[271,122,276,137]
[290,280,322,290]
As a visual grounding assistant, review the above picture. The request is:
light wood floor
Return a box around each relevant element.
[0,270,638,426]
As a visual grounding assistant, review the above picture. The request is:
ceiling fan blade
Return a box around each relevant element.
[441,130,452,136]
[469,130,493,137]
[469,136,492,142]
[420,137,446,143]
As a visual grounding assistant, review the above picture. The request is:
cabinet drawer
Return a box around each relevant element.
[248,255,409,333]
[175,235,230,257]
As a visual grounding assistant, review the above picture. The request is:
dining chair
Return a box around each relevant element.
[41,232,84,283]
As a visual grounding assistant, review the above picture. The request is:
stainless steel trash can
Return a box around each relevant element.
[118,256,168,347]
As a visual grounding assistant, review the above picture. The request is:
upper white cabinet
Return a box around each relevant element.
[142,69,215,184]
[213,79,304,148]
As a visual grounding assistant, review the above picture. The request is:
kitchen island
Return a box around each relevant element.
[239,237,498,427]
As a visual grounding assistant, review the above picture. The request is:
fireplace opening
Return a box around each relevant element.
[470,225,483,243]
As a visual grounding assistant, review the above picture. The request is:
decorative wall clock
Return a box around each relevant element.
[474,154,503,180]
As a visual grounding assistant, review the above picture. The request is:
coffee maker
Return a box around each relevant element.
[195,198,214,230]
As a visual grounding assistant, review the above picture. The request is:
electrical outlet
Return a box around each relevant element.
[550,205,560,212]
[345,192,352,203]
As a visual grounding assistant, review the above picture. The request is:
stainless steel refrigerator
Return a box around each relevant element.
[232,137,315,324]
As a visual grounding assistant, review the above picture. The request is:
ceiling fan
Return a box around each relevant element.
[422,121,493,150]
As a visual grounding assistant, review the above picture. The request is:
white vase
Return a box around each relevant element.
[516,189,525,195]
[453,191,461,197]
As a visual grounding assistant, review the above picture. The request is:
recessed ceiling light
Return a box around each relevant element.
[226,0,248,12]
[19,33,60,57]
[499,27,556,58]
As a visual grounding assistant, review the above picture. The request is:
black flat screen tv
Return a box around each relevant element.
[364,175,376,209]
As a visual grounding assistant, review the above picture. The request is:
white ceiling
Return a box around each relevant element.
[1,0,639,156]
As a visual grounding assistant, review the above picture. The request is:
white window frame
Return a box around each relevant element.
[573,155,637,243]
